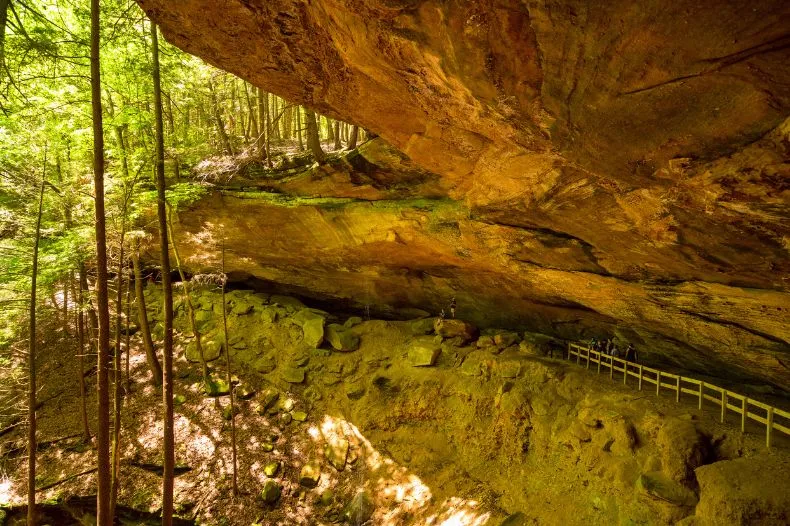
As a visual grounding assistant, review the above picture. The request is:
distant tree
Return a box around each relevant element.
[347,125,359,150]
[304,110,325,163]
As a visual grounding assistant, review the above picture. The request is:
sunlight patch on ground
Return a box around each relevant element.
[312,415,491,525]
[0,475,20,505]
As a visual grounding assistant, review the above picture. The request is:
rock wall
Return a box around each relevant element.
[136,0,790,388]
[135,284,790,525]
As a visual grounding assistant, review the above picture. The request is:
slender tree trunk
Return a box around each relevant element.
[124,273,132,392]
[296,107,303,150]
[208,79,233,155]
[244,82,258,141]
[220,240,238,496]
[78,264,92,443]
[326,116,334,141]
[131,245,162,386]
[347,125,359,149]
[0,0,9,67]
[263,91,272,167]
[165,207,208,382]
[333,121,341,150]
[27,153,46,526]
[304,111,325,163]
[151,21,175,526]
[91,0,112,523]
[110,221,126,518]
[256,87,265,152]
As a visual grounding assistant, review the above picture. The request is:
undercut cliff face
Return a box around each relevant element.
[136,0,790,389]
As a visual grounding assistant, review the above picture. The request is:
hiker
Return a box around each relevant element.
[625,343,637,363]
[439,308,446,320]
[588,337,597,351]
[610,345,621,359]
[605,339,613,355]
[449,297,457,318]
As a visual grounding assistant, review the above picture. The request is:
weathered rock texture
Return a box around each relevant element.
[137,0,790,388]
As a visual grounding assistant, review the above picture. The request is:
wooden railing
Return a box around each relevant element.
[566,343,790,448]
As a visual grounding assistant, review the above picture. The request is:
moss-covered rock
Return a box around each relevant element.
[302,317,325,348]
[407,336,441,366]
[261,479,281,504]
[299,461,321,487]
[185,337,222,363]
[325,324,360,352]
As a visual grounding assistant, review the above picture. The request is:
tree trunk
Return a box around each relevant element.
[304,111,325,163]
[27,155,46,526]
[77,265,92,443]
[124,273,131,392]
[208,79,233,155]
[281,103,291,140]
[256,87,265,152]
[166,207,209,382]
[244,82,258,141]
[296,106,303,150]
[0,0,9,67]
[221,240,238,496]
[151,20,175,526]
[110,222,126,518]
[262,90,272,168]
[347,125,359,150]
[131,245,162,386]
[333,121,341,150]
[91,0,112,523]
[325,116,334,141]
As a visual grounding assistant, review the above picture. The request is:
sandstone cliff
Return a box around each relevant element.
[136,0,790,389]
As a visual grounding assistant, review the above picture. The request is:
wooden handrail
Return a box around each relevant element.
[566,343,788,448]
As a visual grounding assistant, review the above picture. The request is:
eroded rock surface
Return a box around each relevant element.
[137,0,790,388]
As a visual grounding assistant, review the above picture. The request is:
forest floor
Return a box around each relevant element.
[1,286,789,526]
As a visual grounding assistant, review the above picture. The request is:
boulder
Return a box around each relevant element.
[656,419,710,484]
[407,336,442,367]
[291,308,325,328]
[637,472,698,508]
[324,436,349,471]
[694,456,790,525]
[261,479,281,504]
[230,299,253,315]
[326,324,360,352]
[258,389,280,413]
[345,491,375,524]
[292,411,307,422]
[344,316,363,328]
[299,461,321,487]
[203,378,230,397]
[282,367,305,384]
[494,331,521,349]
[409,317,435,335]
[302,317,325,348]
[185,338,222,363]
[434,318,478,343]
[270,294,305,312]
[252,355,277,374]
[476,335,495,348]
[264,461,280,476]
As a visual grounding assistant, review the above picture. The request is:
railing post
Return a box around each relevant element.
[638,365,643,391]
[741,397,748,433]
[597,350,601,374]
[576,346,580,365]
[720,391,727,423]
[656,371,661,396]
[676,376,680,403]
[586,347,590,369]
[698,381,704,410]
[610,356,614,380]
[623,360,627,385]
[766,407,774,448]
[567,342,571,361]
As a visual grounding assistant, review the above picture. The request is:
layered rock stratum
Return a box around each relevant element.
[136,0,790,389]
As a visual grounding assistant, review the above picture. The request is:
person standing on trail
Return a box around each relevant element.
[626,343,637,363]
[449,297,457,319]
